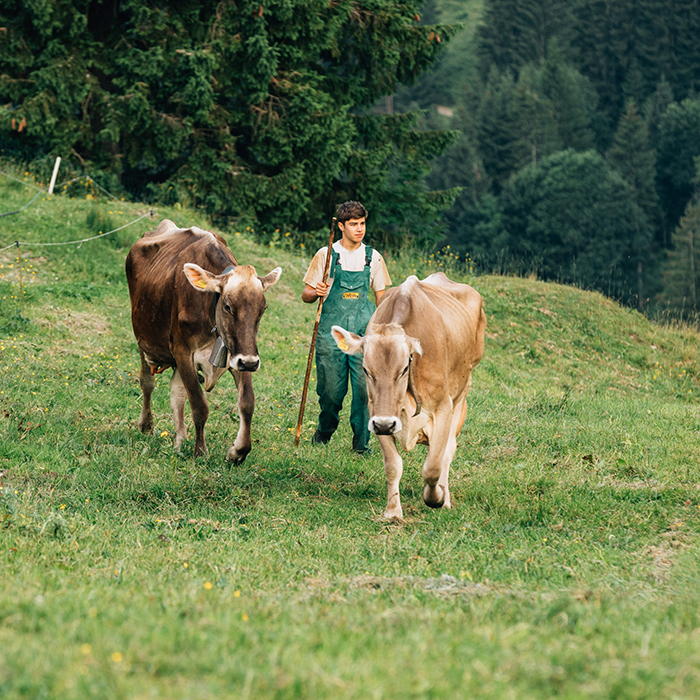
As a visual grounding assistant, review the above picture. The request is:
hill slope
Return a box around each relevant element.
[1,174,700,698]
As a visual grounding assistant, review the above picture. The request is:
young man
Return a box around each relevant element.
[302,201,392,453]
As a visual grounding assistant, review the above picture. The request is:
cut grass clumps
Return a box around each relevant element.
[2,176,700,698]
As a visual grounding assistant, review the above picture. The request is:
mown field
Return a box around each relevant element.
[1,171,700,699]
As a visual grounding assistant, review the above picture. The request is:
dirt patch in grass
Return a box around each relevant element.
[647,527,688,584]
[601,478,666,490]
[304,574,495,598]
[50,308,111,336]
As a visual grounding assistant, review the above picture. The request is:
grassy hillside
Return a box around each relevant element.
[1,171,700,699]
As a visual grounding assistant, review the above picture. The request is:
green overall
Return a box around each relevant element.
[315,246,375,452]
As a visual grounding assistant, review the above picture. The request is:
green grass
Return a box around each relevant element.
[2,171,700,699]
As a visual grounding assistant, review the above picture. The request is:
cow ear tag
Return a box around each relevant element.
[337,338,350,352]
[196,279,207,289]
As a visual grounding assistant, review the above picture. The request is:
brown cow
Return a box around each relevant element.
[331,272,485,519]
[125,219,281,462]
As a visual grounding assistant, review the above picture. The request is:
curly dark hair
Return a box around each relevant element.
[335,200,368,224]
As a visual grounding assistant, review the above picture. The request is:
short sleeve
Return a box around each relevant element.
[303,247,330,288]
[370,252,392,292]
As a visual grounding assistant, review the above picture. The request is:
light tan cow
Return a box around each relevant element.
[331,272,485,520]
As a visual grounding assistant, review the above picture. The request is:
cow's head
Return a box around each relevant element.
[184,263,282,372]
[331,323,422,435]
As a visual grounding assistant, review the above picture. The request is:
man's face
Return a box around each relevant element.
[339,217,366,246]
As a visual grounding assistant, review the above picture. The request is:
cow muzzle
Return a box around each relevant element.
[369,416,402,436]
[230,354,261,372]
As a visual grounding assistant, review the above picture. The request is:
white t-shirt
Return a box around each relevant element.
[303,241,392,293]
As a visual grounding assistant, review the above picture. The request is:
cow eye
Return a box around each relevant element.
[362,366,372,381]
[223,303,232,315]
[400,365,409,377]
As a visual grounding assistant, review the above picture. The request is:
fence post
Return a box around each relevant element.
[48,157,61,195]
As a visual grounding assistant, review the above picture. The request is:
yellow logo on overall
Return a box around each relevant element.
[342,292,359,299]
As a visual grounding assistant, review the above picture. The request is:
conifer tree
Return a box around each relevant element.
[513,65,561,167]
[426,106,495,257]
[476,59,590,193]
[645,76,674,152]
[536,46,597,152]
[476,68,525,193]
[0,0,460,235]
[622,60,646,109]
[662,194,700,315]
[609,103,660,229]
[572,0,633,147]
[608,102,661,306]
[392,0,463,112]
[477,0,576,80]
[573,0,700,147]
[657,97,700,236]
[637,0,700,103]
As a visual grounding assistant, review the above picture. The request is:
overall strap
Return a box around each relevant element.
[330,246,340,269]
[364,245,373,268]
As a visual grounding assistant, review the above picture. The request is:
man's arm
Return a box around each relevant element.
[370,252,391,307]
[302,282,330,303]
[302,248,331,303]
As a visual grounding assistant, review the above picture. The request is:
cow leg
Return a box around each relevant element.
[436,431,458,510]
[137,350,155,434]
[437,399,468,509]
[377,434,404,520]
[172,353,209,457]
[455,396,468,436]
[169,368,189,450]
[226,369,253,464]
[422,406,454,509]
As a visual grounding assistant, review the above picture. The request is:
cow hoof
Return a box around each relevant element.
[138,418,153,434]
[226,445,249,464]
[423,484,445,509]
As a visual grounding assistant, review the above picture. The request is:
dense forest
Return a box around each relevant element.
[0,0,461,248]
[403,0,700,312]
[2,0,700,313]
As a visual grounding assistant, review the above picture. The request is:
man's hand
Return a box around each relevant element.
[302,282,329,303]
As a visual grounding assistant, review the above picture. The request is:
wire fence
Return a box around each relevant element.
[0,188,45,219]
[0,169,44,192]
[0,168,152,251]
[0,166,154,318]
[0,210,152,254]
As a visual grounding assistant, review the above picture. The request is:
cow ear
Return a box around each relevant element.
[183,263,220,293]
[406,335,423,357]
[259,267,282,291]
[331,325,364,354]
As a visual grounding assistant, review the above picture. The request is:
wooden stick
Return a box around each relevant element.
[295,217,336,446]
